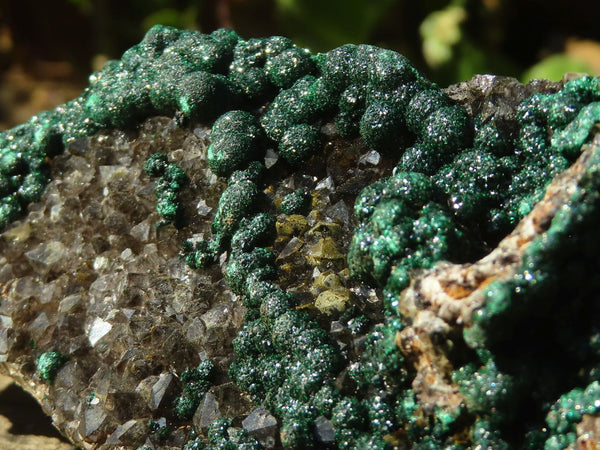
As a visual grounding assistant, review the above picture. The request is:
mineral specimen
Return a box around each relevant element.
[1,25,599,449]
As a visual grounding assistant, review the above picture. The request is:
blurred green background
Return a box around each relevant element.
[1,0,599,127]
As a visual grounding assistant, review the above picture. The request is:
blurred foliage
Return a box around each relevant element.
[1,0,600,86]
[274,0,396,50]
[141,7,199,31]
[420,2,467,68]
[65,0,199,30]
[522,54,592,83]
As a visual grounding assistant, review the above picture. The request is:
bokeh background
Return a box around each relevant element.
[1,0,600,129]
[0,0,599,447]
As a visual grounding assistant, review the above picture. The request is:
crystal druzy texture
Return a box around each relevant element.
[1,25,600,449]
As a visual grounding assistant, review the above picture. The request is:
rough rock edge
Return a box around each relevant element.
[396,130,600,415]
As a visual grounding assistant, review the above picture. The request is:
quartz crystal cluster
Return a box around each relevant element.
[1,25,600,449]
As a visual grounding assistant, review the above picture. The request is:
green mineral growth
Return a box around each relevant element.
[174,360,216,420]
[36,351,68,384]
[144,152,188,225]
[280,189,311,215]
[1,24,600,448]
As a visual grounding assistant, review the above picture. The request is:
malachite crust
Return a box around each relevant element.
[36,351,69,384]
[2,24,600,449]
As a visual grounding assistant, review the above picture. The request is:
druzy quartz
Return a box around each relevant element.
[1,25,600,449]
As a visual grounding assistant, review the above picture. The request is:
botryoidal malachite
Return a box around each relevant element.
[1,25,600,449]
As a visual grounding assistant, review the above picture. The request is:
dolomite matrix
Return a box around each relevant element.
[1,25,599,449]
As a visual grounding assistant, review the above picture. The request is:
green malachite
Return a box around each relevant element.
[144,152,187,225]
[36,351,69,385]
[2,24,600,448]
